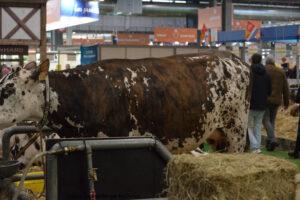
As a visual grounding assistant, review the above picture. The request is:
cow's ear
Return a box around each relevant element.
[31,59,49,81]
[24,61,37,70]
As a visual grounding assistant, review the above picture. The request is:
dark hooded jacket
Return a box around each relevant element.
[250,63,272,110]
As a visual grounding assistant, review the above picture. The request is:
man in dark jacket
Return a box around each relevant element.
[288,87,300,158]
[248,53,272,153]
[263,55,289,151]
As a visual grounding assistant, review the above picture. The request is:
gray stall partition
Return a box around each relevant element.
[46,137,172,200]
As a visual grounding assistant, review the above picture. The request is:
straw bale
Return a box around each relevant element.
[167,154,297,200]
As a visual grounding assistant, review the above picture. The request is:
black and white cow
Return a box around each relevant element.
[0,50,251,153]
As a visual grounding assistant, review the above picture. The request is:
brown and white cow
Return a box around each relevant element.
[0,50,251,153]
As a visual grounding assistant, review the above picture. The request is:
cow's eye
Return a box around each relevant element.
[6,83,14,88]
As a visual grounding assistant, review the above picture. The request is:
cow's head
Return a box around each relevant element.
[0,60,49,128]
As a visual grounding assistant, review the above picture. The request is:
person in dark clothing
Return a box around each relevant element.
[288,65,297,79]
[288,87,300,159]
[281,57,289,77]
[248,53,272,153]
[263,55,289,151]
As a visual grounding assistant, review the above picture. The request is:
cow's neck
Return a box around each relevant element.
[30,77,60,125]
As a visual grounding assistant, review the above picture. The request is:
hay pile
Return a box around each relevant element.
[167,154,298,200]
[266,107,298,141]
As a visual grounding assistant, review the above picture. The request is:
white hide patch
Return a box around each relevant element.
[126,68,137,85]
[130,112,138,127]
[124,68,139,93]
[86,70,90,76]
[98,66,104,72]
[186,55,209,61]
[62,72,70,77]
[128,129,141,137]
[141,65,147,72]
[97,132,108,137]
[65,117,84,128]
[49,87,60,113]
[124,77,131,92]
[52,123,63,129]
[143,77,150,87]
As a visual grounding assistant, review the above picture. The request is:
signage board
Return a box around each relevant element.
[0,45,28,55]
[117,33,150,45]
[154,27,197,43]
[47,0,99,31]
[72,38,104,45]
[80,45,98,65]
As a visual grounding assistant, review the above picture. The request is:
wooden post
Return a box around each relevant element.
[40,2,47,62]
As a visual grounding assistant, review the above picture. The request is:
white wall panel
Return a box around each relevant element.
[126,47,150,59]
[101,47,126,60]
[150,47,174,58]
[176,48,199,55]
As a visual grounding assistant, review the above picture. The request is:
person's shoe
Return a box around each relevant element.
[267,142,279,151]
[251,149,262,154]
[288,151,300,159]
[266,144,275,151]
[271,141,279,147]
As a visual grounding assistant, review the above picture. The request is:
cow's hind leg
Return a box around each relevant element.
[221,121,247,153]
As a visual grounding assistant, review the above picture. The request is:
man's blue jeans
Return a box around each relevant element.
[263,104,279,144]
[248,110,265,151]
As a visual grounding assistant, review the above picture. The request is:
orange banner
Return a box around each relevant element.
[72,38,104,45]
[47,0,61,24]
[117,33,150,45]
[198,6,222,30]
[154,27,197,43]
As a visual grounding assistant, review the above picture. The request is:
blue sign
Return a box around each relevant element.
[61,0,99,19]
[80,45,99,65]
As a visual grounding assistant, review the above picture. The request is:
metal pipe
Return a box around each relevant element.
[49,137,172,162]
[13,151,49,200]
[154,139,172,162]
[99,2,300,20]
[11,174,44,182]
[2,126,52,161]
[86,145,96,200]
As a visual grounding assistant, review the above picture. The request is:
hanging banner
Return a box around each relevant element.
[117,33,150,45]
[198,6,222,30]
[73,38,104,45]
[154,27,197,43]
[47,0,99,31]
[80,45,98,65]
[232,20,262,30]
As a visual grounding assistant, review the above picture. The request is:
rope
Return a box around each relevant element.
[37,76,50,131]
[13,133,39,160]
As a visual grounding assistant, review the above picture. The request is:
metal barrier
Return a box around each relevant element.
[1,126,52,161]
[46,137,172,200]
